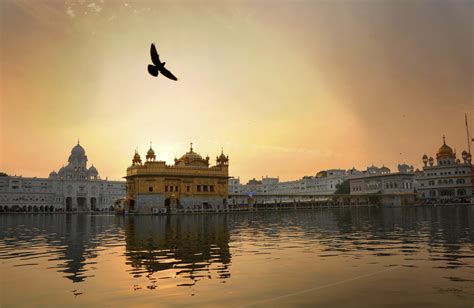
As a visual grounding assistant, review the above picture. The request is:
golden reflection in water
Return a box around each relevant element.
[123,215,231,288]
[0,207,474,307]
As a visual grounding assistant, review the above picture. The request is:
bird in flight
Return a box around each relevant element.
[147,43,178,81]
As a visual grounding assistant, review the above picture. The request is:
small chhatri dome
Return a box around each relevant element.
[216,148,229,166]
[146,142,156,161]
[436,135,454,159]
[132,149,142,165]
[88,164,98,176]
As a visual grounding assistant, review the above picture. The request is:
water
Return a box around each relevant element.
[1,206,473,307]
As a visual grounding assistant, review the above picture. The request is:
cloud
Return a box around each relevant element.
[66,7,75,18]
[87,3,102,13]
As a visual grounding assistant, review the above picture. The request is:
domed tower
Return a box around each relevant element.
[88,164,99,180]
[132,149,142,166]
[146,143,156,162]
[62,140,89,179]
[216,148,229,167]
[461,150,471,164]
[422,154,428,167]
[436,136,456,165]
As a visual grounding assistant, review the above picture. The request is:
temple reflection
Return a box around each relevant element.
[0,206,473,289]
[122,215,231,286]
[0,214,120,283]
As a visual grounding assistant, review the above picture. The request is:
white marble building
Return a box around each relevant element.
[416,137,472,203]
[302,169,349,194]
[229,168,360,196]
[228,164,416,198]
[348,164,416,206]
[0,142,126,212]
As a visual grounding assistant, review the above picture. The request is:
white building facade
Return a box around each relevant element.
[416,137,473,203]
[348,164,416,206]
[229,168,360,196]
[0,142,126,212]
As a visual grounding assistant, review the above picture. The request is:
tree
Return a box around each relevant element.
[335,180,350,195]
[0,172,8,177]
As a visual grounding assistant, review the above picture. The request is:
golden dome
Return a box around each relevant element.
[174,143,209,167]
[436,136,454,159]
[180,151,203,161]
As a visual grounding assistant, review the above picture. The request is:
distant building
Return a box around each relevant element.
[228,177,241,194]
[416,136,472,203]
[0,142,126,212]
[125,144,229,213]
[302,169,348,194]
[229,168,363,196]
[349,164,416,206]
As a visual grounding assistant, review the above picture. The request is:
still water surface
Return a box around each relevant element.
[1,206,474,307]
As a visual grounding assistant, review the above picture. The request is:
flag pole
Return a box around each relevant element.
[466,113,472,156]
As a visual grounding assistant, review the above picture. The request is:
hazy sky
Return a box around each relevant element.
[0,0,472,182]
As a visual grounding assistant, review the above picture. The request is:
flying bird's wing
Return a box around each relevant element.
[148,65,159,77]
[159,66,178,81]
[150,43,161,65]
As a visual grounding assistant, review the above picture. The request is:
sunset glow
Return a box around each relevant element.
[1,0,472,182]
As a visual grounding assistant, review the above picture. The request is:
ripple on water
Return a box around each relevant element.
[0,208,473,306]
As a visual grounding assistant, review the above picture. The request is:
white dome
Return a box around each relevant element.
[71,143,85,156]
[88,165,98,176]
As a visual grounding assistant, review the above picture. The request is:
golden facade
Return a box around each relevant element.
[125,143,229,213]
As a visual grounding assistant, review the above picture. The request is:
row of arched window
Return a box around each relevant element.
[428,179,466,186]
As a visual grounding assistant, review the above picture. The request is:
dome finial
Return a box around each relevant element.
[190,142,193,152]
[443,135,446,144]
[77,138,80,145]
[221,147,224,154]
